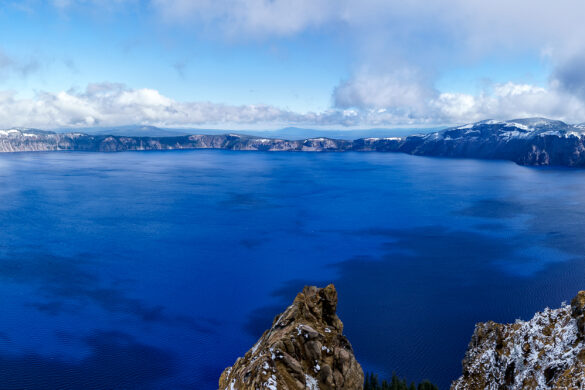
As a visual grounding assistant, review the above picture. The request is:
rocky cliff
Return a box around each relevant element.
[7,117,585,167]
[395,118,585,167]
[452,291,585,389]
[0,129,355,153]
[218,285,364,390]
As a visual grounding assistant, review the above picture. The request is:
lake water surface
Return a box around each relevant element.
[0,150,584,389]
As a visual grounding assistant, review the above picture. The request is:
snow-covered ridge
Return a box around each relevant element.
[363,137,402,141]
[0,128,55,138]
[447,117,585,140]
[0,129,27,137]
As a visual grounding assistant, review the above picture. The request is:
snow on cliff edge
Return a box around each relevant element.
[452,291,585,389]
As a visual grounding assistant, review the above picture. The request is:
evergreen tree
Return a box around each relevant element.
[418,380,439,390]
[363,372,438,390]
[390,373,399,390]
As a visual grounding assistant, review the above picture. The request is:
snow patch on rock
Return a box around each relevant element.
[452,291,585,389]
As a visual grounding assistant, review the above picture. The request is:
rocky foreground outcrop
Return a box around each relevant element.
[218,285,364,390]
[452,291,585,389]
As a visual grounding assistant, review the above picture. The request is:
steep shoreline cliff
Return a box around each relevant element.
[218,285,364,390]
[0,130,360,153]
[5,118,585,166]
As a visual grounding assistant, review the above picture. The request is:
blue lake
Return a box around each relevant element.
[0,150,584,389]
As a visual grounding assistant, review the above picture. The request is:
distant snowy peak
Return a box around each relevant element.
[0,128,34,138]
[457,119,505,128]
[507,117,568,127]
[446,117,585,140]
[398,117,585,165]
[0,128,54,138]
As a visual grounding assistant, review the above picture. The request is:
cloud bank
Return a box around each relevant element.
[0,83,298,129]
[2,81,585,129]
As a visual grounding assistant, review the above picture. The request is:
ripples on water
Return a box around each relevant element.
[0,150,584,389]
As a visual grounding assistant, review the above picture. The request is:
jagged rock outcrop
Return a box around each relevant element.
[452,291,585,389]
[218,284,364,390]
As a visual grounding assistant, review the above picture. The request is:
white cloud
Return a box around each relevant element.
[150,0,338,37]
[1,82,585,130]
[333,70,585,125]
[334,67,435,112]
[431,83,585,124]
[551,53,585,101]
[0,83,309,129]
[0,82,440,128]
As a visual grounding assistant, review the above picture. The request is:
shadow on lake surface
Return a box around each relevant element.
[0,331,175,390]
[246,220,585,388]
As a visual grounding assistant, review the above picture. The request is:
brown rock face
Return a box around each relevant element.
[218,285,364,390]
[452,291,585,389]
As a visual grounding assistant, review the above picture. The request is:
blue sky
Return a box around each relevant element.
[1,3,348,110]
[0,0,584,129]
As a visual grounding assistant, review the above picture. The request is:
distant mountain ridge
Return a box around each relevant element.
[392,117,585,166]
[70,125,191,137]
[4,117,585,166]
[53,125,436,140]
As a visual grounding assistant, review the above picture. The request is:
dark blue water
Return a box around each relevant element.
[0,150,583,389]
